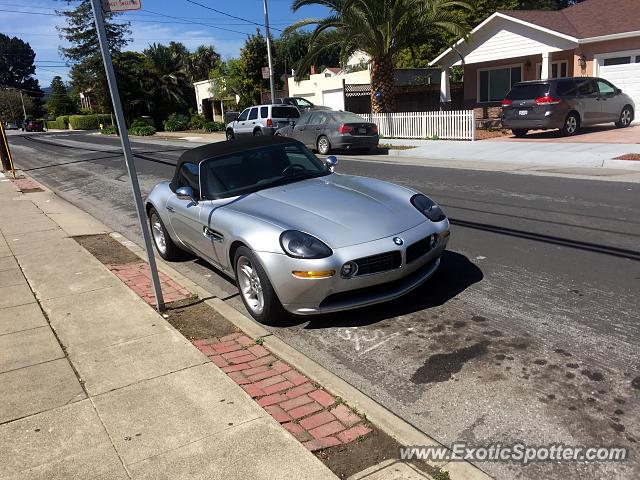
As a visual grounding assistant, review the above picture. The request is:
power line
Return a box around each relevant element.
[184,0,283,32]
[140,9,250,36]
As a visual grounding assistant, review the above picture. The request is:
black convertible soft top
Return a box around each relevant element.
[171,136,302,191]
[176,136,300,167]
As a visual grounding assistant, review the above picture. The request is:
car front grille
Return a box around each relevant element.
[353,251,402,276]
[406,235,436,264]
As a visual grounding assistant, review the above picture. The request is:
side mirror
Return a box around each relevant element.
[615,88,622,95]
[325,156,338,172]
[176,186,197,203]
[289,120,296,126]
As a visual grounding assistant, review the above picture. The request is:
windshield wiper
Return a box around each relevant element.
[263,171,326,189]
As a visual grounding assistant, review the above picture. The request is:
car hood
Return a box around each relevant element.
[226,174,426,248]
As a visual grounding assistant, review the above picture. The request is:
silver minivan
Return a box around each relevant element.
[226,104,300,139]
[502,77,635,137]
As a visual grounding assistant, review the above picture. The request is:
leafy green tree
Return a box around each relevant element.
[0,34,42,93]
[46,76,77,117]
[211,31,270,109]
[287,0,472,112]
[58,0,131,112]
[187,45,221,83]
[143,42,196,118]
[112,52,157,122]
[0,89,35,123]
[274,31,341,78]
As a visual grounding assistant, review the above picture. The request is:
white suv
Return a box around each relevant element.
[226,104,300,139]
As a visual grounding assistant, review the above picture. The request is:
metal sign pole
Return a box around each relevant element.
[89,0,165,311]
[263,0,276,103]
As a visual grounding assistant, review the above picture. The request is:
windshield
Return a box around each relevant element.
[293,98,313,108]
[200,143,329,199]
[329,111,367,123]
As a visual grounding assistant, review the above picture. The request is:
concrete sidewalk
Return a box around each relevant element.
[383,137,640,171]
[0,173,335,479]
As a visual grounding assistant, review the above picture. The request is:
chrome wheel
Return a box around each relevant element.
[150,213,166,255]
[237,255,264,315]
[621,108,632,127]
[565,116,578,134]
[317,136,330,155]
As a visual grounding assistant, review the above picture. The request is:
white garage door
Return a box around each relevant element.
[321,89,344,111]
[596,50,640,110]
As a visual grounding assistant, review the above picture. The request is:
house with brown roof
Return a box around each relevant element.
[430,0,640,124]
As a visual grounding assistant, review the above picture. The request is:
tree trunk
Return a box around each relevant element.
[370,55,395,113]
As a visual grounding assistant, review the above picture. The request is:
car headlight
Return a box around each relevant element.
[280,230,333,259]
[411,194,446,222]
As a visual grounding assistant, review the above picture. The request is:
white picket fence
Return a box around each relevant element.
[362,110,476,141]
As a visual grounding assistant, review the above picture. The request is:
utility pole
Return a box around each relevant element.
[89,0,165,312]
[19,89,27,120]
[263,0,276,103]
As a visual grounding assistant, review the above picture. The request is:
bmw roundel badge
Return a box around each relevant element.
[393,237,404,246]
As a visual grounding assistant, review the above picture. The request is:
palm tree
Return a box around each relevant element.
[286,0,472,112]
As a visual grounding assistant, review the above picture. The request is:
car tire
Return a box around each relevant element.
[226,129,235,140]
[512,129,528,138]
[148,207,184,261]
[317,135,331,155]
[616,106,633,128]
[234,246,287,325]
[253,129,263,136]
[560,113,580,136]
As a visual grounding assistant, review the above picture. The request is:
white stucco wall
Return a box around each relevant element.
[287,69,371,109]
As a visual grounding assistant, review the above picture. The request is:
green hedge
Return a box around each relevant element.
[46,115,70,130]
[163,113,189,132]
[129,125,156,136]
[68,114,113,130]
[100,125,118,135]
[202,120,225,132]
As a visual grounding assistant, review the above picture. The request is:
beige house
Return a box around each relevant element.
[431,0,640,122]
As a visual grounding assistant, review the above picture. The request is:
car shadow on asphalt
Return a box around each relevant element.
[296,250,484,330]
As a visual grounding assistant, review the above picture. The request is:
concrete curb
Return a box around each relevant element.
[109,232,493,480]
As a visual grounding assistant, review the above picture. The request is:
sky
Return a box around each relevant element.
[1,0,328,88]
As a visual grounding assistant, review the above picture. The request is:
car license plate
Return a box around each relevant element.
[519,110,528,116]
[358,128,367,134]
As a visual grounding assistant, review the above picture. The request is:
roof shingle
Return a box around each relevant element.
[501,0,640,39]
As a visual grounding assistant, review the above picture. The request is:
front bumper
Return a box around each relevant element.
[255,220,449,315]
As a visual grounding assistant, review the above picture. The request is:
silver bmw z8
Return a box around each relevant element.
[146,136,450,324]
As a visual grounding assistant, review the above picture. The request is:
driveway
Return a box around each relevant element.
[487,123,640,144]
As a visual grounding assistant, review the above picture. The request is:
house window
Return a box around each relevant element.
[478,66,522,102]
[536,61,569,79]
[603,56,632,66]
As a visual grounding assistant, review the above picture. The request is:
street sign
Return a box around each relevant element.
[102,0,141,12]
[90,0,164,312]
[262,66,270,80]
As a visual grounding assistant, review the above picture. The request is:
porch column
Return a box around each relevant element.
[440,67,451,103]
[541,52,552,80]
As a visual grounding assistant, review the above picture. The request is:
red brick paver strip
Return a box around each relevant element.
[107,262,190,305]
[331,404,362,427]
[299,410,336,430]
[308,389,335,408]
[337,424,372,443]
[189,331,373,452]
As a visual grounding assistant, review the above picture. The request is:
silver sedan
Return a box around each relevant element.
[146,136,449,324]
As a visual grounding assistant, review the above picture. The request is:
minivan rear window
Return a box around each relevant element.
[506,84,548,100]
[272,107,300,118]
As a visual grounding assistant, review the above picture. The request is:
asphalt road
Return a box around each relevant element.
[7,131,639,479]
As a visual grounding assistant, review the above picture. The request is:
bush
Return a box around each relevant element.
[163,113,189,132]
[131,117,154,128]
[202,120,225,132]
[101,125,118,135]
[46,115,69,130]
[68,114,113,130]
[189,114,206,130]
[129,125,156,136]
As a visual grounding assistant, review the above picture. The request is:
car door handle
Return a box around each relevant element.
[203,227,223,242]
[166,206,175,212]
